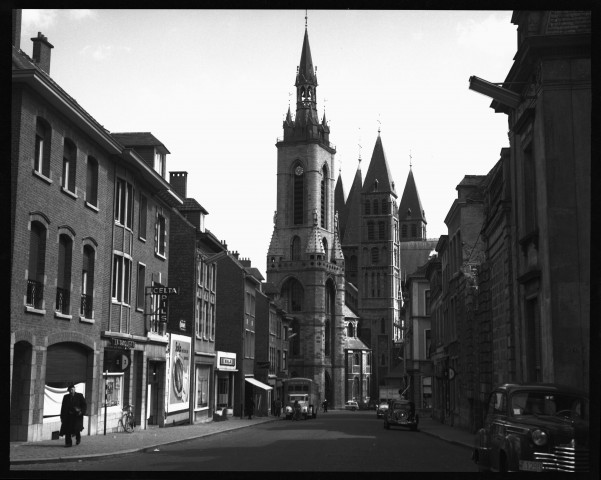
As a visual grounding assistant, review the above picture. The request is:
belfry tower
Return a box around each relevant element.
[266,24,346,407]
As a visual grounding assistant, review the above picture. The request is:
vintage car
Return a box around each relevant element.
[472,383,589,473]
[344,400,359,411]
[376,401,389,419]
[383,400,419,431]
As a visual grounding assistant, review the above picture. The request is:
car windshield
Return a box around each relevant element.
[392,402,411,410]
[510,391,588,419]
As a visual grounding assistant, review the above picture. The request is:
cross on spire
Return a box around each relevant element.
[409,150,412,168]
[305,9,308,28]
[377,114,381,134]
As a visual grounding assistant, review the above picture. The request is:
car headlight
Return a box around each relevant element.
[532,429,548,446]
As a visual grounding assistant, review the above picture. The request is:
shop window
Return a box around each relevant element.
[102,372,124,408]
[195,365,210,410]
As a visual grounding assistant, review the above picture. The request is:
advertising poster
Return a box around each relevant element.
[168,333,191,412]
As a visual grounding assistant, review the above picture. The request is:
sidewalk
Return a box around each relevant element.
[10,412,473,466]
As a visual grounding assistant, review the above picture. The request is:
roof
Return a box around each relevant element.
[345,336,371,351]
[296,27,317,86]
[342,304,358,319]
[362,134,397,196]
[398,168,426,222]
[341,163,363,245]
[112,132,170,154]
[179,198,208,214]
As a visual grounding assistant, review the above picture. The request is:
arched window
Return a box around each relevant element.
[34,117,51,177]
[379,221,385,239]
[81,245,95,318]
[293,164,304,225]
[291,236,301,260]
[27,221,47,309]
[282,277,304,312]
[401,224,408,238]
[374,199,379,215]
[321,165,328,228]
[365,200,370,215]
[412,224,417,238]
[382,199,388,214]
[56,233,73,314]
[86,157,99,207]
[347,323,354,338]
[325,281,335,356]
[62,139,77,193]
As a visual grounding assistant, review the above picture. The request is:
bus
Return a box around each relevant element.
[282,377,318,420]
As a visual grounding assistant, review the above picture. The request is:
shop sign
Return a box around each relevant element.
[217,351,236,370]
[108,338,136,350]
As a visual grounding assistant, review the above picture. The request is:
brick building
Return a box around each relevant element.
[11,19,182,441]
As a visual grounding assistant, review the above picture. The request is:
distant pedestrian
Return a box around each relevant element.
[271,399,276,416]
[275,398,282,418]
[322,398,328,413]
[246,398,255,419]
[60,384,87,447]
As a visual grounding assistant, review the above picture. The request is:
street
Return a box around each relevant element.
[13,411,477,472]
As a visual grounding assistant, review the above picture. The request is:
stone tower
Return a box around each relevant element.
[266,25,346,407]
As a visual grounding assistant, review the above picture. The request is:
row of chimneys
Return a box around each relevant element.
[13,9,54,75]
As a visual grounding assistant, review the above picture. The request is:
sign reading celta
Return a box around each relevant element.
[146,286,179,324]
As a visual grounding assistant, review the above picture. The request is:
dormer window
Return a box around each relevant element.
[155,152,165,178]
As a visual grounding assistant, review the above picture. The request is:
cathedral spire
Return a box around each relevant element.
[362,133,397,197]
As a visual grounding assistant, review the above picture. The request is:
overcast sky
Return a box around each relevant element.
[20,9,517,278]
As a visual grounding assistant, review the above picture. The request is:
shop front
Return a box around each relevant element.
[215,351,237,417]
[244,376,273,417]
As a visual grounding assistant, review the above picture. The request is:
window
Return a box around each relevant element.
[401,224,407,238]
[196,298,202,338]
[322,238,328,260]
[195,365,210,409]
[320,165,328,228]
[373,199,379,215]
[380,317,385,334]
[371,247,379,265]
[347,323,354,338]
[291,236,301,260]
[80,245,95,318]
[155,152,165,178]
[382,199,388,214]
[115,179,134,228]
[411,224,417,238]
[62,139,77,193]
[27,221,47,309]
[523,146,537,233]
[282,350,287,370]
[379,221,385,239]
[112,253,132,304]
[155,210,166,257]
[244,329,255,358]
[201,300,207,339]
[56,234,73,315]
[425,329,431,359]
[209,303,216,340]
[293,164,304,225]
[138,194,147,240]
[86,157,98,207]
[34,118,51,177]
[425,290,431,315]
[136,263,146,310]
[367,221,374,240]
[211,264,216,291]
[365,200,371,215]
[102,372,124,408]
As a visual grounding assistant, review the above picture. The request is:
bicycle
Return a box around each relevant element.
[119,404,135,433]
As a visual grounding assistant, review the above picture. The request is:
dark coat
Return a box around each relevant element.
[59,392,87,436]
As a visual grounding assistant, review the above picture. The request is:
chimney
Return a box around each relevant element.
[240,258,252,268]
[31,32,54,74]
[232,251,239,260]
[12,9,22,49]
[169,171,188,199]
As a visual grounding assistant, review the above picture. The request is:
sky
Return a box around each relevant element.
[19,9,518,278]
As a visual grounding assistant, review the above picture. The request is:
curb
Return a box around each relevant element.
[10,418,278,466]
[418,428,473,451]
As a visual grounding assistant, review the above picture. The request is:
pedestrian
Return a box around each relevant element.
[322,398,328,413]
[60,384,87,447]
[271,399,275,416]
[246,398,255,419]
[275,398,282,418]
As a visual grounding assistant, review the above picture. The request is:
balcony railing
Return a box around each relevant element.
[26,279,44,309]
[55,287,70,314]
[80,293,93,318]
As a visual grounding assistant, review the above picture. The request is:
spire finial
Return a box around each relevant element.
[358,127,362,161]
[305,9,308,29]
[409,150,412,169]
[377,114,381,134]
[288,91,292,107]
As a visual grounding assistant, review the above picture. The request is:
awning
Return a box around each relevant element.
[245,377,273,391]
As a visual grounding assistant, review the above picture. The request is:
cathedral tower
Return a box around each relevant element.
[267,25,346,407]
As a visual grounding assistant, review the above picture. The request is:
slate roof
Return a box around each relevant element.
[179,198,208,214]
[362,134,397,196]
[112,132,170,154]
[398,168,426,222]
[296,27,317,86]
[341,163,363,245]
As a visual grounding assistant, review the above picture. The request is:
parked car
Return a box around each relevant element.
[383,400,419,431]
[344,400,359,411]
[472,383,589,473]
[376,401,389,418]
